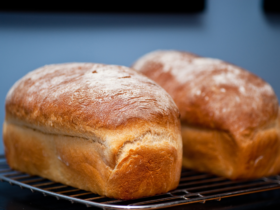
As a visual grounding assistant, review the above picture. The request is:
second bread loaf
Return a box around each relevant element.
[132,50,280,180]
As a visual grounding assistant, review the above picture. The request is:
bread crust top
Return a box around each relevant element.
[132,50,279,140]
[5,63,180,140]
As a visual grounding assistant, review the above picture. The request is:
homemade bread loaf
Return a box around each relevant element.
[3,63,182,199]
[132,50,280,180]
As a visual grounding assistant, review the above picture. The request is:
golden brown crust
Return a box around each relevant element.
[132,50,280,179]
[3,63,182,199]
[132,50,278,139]
[6,63,180,136]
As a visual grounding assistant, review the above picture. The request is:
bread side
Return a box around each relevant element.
[181,122,280,179]
[3,63,182,199]
[4,121,181,199]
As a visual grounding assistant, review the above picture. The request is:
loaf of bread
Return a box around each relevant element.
[132,50,280,180]
[3,63,182,199]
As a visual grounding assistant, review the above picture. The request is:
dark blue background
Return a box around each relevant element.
[1,0,280,154]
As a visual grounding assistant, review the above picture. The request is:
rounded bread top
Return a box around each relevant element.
[5,63,180,136]
[132,50,279,138]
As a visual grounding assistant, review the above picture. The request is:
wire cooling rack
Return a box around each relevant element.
[1,156,280,209]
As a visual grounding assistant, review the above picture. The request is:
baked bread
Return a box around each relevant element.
[3,63,182,199]
[132,50,280,180]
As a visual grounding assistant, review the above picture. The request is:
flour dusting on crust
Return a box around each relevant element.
[6,63,180,136]
[132,50,278,136]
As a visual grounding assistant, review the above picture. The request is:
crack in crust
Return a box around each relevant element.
[114,130,176,169]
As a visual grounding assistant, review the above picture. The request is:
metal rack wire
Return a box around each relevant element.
[1,156,280,209]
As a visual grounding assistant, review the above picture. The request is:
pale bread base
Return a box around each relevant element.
[3,121,181,199]
[181,124,280,179]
